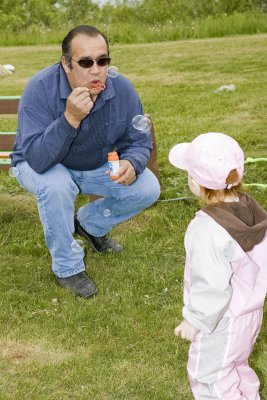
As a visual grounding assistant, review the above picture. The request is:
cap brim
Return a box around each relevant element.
[168,143,190,170]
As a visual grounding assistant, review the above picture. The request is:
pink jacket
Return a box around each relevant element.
[182,210,267,334]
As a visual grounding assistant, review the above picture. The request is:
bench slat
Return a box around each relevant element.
[0,132,16,150]
[0,98,20,114]
[0,158,11,163]
[0,151,11,172]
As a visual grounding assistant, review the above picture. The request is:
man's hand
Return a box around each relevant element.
[64,87,94,128]
[106,159,136,186]
[174,320,199,342]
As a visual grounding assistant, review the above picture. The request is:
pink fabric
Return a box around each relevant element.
[184,216,267,400]
[188,311,262,399]
[169,132,244,190]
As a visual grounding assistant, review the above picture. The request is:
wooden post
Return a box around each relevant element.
[145,114,161,184]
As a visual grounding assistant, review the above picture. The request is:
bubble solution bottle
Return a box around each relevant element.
[108,151,120,179]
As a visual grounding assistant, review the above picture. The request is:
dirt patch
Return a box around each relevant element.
[0,338,72,365]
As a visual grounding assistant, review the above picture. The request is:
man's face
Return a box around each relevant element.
[62,33,109,96]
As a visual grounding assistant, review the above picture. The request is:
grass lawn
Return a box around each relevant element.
[0,34,266,399]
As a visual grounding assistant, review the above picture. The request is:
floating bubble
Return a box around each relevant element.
[103,209,111,217]
[107,66,119,78]
[71,239,84,253]
[132,115,152,131]
[8,167,19,178]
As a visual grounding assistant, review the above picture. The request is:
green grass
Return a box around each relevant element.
[0,12,267,46]
[0,34,267,399]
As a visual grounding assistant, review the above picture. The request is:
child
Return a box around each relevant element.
[169,132,267,400]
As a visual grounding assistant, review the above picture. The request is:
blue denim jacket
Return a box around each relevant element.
[11,63,152,175]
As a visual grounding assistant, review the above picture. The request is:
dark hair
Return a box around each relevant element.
[61,25,109,67]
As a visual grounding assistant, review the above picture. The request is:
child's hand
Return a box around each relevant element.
[174,320,199,342]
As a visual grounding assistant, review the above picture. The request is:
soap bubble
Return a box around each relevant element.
[103,209,111,217]
[8,167,19,178]
[71,239,84,253]
[107,66,119,78]
[132,115,152,131]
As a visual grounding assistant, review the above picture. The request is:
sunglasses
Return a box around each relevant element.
[71,57,111,69]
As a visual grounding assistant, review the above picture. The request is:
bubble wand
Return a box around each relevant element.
[90,82,106,91]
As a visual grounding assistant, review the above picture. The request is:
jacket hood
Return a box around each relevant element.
[202,193,267,252]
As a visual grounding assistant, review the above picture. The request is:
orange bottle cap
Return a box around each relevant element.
[108,151,119,161]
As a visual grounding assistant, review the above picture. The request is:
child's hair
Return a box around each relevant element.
[200,169,243,205]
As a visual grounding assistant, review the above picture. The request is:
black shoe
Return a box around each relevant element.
[57,271,98,298]
[74,217,123,253]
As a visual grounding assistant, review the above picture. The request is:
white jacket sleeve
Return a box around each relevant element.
[182,215,234,333]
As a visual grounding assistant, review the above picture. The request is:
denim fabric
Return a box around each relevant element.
[13,161,160,278]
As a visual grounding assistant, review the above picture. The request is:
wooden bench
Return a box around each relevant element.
[0,96,20,170]
[0,96,161,184]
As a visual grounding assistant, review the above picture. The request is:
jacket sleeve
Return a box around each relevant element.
[115,81,152,175]
[19,81,78,173]
[183,216,234,333]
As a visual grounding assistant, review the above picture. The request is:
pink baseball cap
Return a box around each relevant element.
[168,132,244,190]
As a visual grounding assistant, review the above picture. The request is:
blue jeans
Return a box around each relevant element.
[14,162,160,278]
